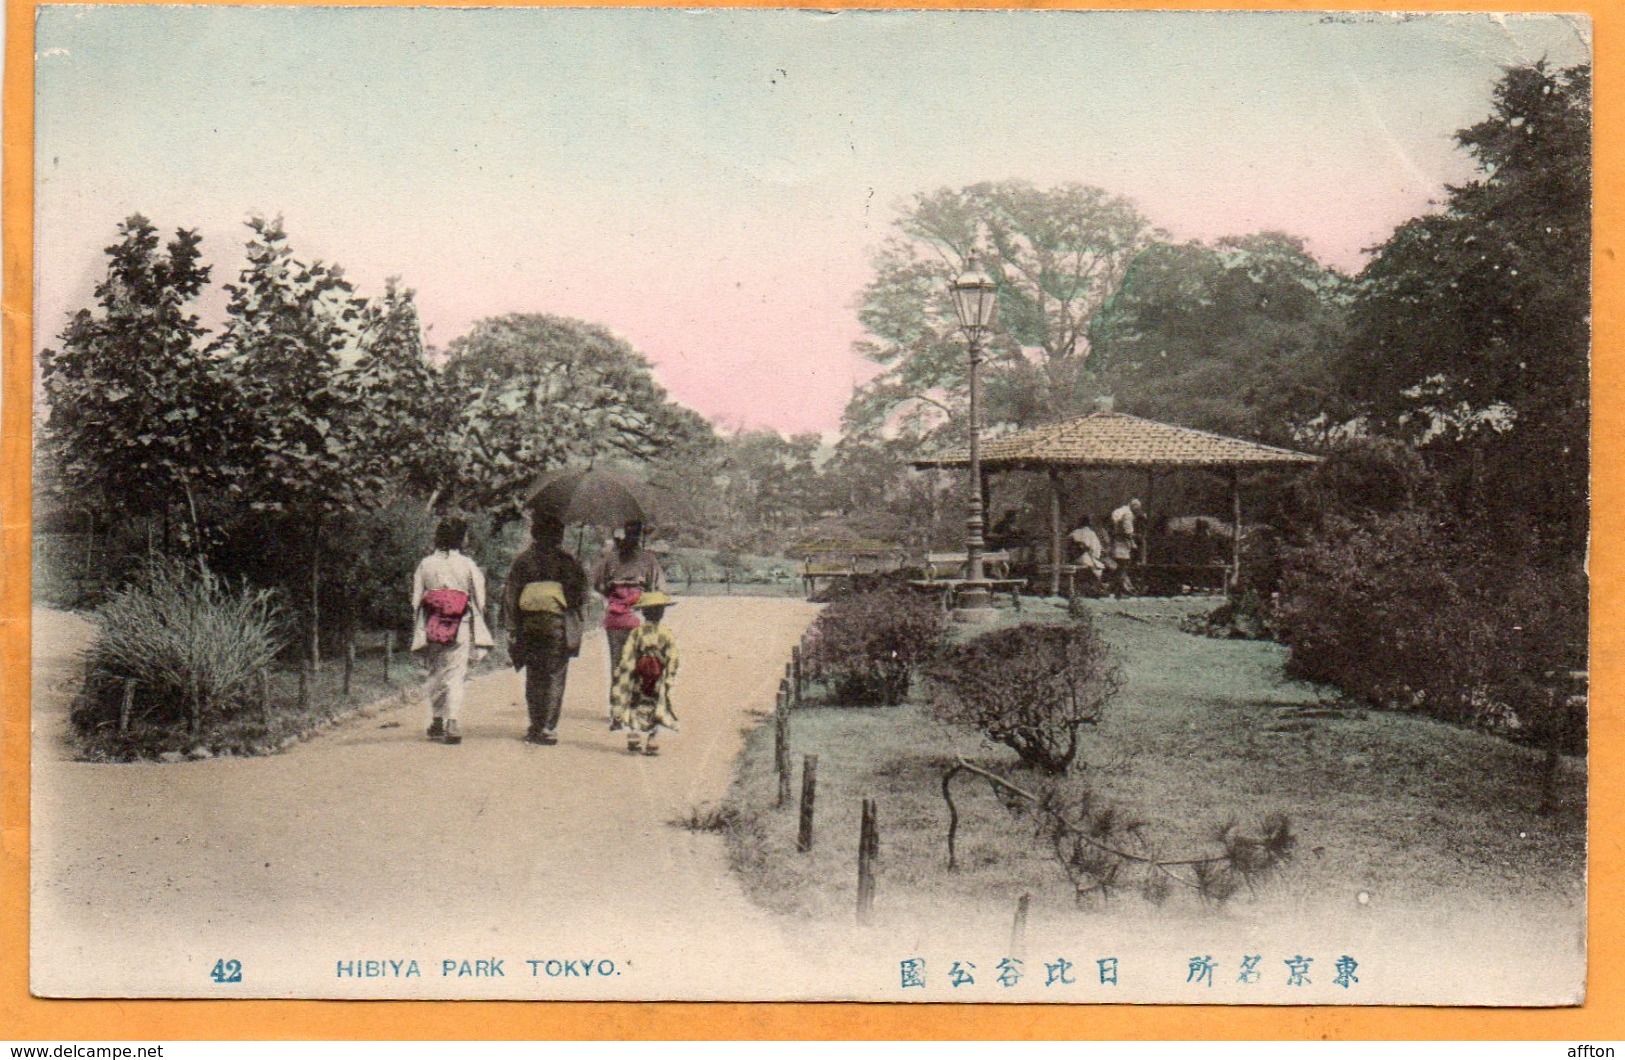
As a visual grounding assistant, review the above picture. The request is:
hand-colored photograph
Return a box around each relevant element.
[27,7,1590,1004]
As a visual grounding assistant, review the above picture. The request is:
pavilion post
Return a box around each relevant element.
[1048,469,1063,598]
[1230,467,1243,595]
[1142,470,1155,566]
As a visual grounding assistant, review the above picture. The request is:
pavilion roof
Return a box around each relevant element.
[910,411,1320,471]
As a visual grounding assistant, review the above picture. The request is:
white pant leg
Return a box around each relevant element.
[426,641,471,721]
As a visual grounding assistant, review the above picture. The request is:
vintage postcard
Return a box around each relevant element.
[19,5,1595,1013]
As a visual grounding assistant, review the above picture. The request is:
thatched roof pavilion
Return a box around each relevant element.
[912,411,1321,594]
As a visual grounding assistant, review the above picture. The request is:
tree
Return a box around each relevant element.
[646,430,828,553]
[813,433,947,547]
[1339,62,1590,558]
[215,216,370,665]
[39,215,223,559]
[217,216,369,510]
[438,314,711,518]
[1088,232,1348,445]
[347,277,449,503]
[850,181,1160,444]
[718,430,824,541]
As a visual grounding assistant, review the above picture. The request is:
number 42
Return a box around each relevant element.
[210,958,243,984]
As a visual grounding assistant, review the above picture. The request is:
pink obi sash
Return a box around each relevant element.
[421,588,470,645]
[604,585,643,631]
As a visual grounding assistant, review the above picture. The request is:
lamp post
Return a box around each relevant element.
[949,252,999,622]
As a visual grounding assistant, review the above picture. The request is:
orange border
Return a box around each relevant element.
[2,0,1618,1040]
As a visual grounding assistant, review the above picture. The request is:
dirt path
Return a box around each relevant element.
[31,598,843,999]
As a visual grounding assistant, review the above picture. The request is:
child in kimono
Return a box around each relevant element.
[609,591,680,756]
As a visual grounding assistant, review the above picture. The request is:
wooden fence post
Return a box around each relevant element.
[1011,893,1031,956]
[797,754,819,853]
[857,797,878,924]
[774,687,792,808]
[342,633,355,700]
[384,630,394,680]
[791,644,803,703]
[259,669,272,727]
[119,679,136,734]
[188,673,202,736]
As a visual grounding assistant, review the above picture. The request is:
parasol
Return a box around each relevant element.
[525,468,662,527]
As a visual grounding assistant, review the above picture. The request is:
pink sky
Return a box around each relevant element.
[33,9,1591,436]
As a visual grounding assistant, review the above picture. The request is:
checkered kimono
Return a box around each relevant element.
[609,622,680,735]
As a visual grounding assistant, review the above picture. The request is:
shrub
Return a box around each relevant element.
[1273,509,1587,739]
[1274,509,1478,716]
[78,558,287,731]
[806,586,947,705]
[926,617,1122,773]
[322,501,439,635]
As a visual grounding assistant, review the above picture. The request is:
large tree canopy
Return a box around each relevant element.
[849,181,1160,443]
[39,215,224,534]
[1088,232,1348,445]
[439,313,712,516]
[215,216,371,516]
[347,277,450,502]
[1339,62,1590,556]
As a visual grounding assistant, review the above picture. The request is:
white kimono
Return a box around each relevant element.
[411,549,494,724]
[410,549,494,652]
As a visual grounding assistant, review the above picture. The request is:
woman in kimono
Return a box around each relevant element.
[411,517,493,745]
[589,519,665,689]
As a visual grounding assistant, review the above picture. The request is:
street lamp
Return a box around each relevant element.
[949,251,999,622]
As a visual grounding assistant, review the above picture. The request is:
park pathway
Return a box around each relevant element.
[30,597,846,999]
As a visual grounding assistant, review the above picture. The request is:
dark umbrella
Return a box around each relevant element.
[525,468,661,527]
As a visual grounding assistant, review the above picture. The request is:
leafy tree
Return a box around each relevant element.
[813,433,947,547]
[348,277,450,503]
[718,430,824,540]
[216,216,368,511]
[438,313,711,518]
[39,215,223,558]
[1338,62,1590,558]
[646,430,827,552]
[1088,232,1348,445]
[851,181,1160,443]
[214,216,370,664]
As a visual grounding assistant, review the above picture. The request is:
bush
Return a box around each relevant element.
[806,586,947,705]
[1273,509,1586,738]
[926,617,1122,773]
[1275,510,1476,716]
[77,558,287,731]
[323,501,439,635]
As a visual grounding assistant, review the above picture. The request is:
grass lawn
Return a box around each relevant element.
[716,596,1586,931]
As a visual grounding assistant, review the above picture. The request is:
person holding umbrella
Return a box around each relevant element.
[526,468,666,703]
[589,520,666,688]
[505,511,588,746]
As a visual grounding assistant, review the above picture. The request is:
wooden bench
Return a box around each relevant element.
[923,550,1014,579]
[799,544,905,597]
[908,552,1022,611]
[907,578,1024,612]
